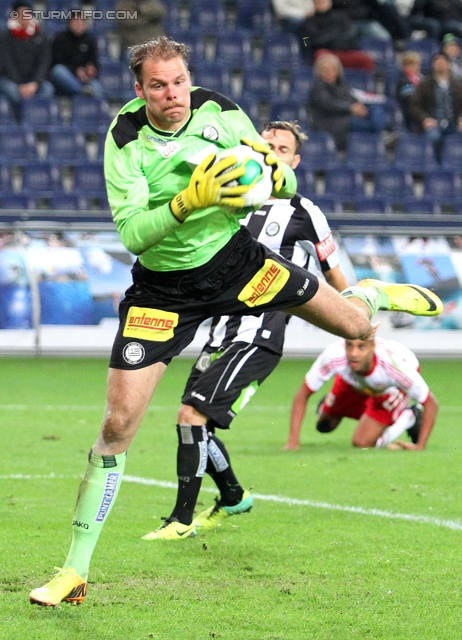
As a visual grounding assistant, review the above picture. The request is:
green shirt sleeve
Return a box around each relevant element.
[275,163,297,199]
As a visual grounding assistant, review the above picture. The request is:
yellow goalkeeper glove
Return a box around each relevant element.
[170,153,252,221]
[240,137,284,192]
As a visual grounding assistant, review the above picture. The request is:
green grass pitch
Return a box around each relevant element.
[1,356,461,640]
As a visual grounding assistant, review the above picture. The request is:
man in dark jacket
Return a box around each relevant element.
[49,10,104,98]
[410,52,462,160]
[0,0,53,120]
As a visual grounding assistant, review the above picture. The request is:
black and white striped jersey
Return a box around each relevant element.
[205,194,340,356]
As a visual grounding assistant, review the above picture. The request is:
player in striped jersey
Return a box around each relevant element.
[143,121,351,539]
[286,336,437,451]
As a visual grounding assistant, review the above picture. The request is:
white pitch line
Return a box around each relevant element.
[2,472,461,530]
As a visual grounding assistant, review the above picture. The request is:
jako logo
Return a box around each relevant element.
[72,520,89,529]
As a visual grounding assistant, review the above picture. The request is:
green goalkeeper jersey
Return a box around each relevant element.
[104,87,297,272]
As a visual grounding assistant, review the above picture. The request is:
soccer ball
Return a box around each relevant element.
[215,144,274,209]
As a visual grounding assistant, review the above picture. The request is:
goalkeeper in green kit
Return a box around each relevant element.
[29,36,443,607]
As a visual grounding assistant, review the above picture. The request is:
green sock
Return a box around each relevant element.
[341,285,386,316]
[64,449,127,580]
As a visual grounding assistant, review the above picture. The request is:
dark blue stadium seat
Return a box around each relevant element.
[294,165,316,197]
[99,60,133,99]
[0,193,33,209]
[235,97,261,126]
[49,192,84,210]
[165,31,207,65]
[359,38,397,73]
[374,168,414,199]
[345,132,389,171]
[74,162,106,193]
[352,196,390,213]
[299,132,339,171]
[393,133,439,171]
[192,63,231,96]
[236,0,275,33]
[423,169,461,203]
[46,127,87,163]
[0,165,11,191]
[261,34,301,70]
[21,96,63,130]
[402,196,439,214]
[269,100,308,127]
[214,32,252,67]
[0,96,15,125]
[404,38,439,73]
[0,127,37,161]
[310,195,341,213]
[71,96,112,132]
[288,68,314,101]
[21,162,61,194]
[324,167,365,200]
[344,70,376,93]
[441,134,462,171]
[241,66,280,101]
[188,1,227,34]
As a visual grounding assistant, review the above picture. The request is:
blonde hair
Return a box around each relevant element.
[400,51,422,67]
[130,36,190,85]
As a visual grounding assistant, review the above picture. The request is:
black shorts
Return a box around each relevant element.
[110,227,318,369]
[182,342,281,429]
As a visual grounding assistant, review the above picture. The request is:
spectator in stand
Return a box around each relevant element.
[333,0,409,44]
[272,0,314,37]
[49,10,104,98]
[410,52,462,160]
[409,0,462,41]
[0,0,53,121]
[301,0,375,71]
[396,50,424,130]
[308,53,386,151]
[116,0,166,58]
[441,33,462,80]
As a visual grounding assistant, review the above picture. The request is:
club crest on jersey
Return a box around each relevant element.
[238,259,290,307]
[202,125,219,141]
[123,342,145,364]
[265,222,280,236]
[123,307,179,341]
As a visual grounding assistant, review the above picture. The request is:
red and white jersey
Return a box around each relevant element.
[305,338,430,405]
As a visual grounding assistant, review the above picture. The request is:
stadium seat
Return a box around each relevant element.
[404,38,439,73]
[241,66,280,101]
[21,162,61,195]
[344,70,376,93]
[99,60,133,99]
[0,96,15,125]
[423,170,461,204]
[46,127,88,163]
[165,31,207,65]
[345,132,389,172]
[441,134,462,171]
[402,196,439,214]
[298,132,339,171]
[0,164,12,191]
[21,96,63,130]
[0,193,33,209]
[214,32,252,68]
[359,38,397,73]
[373,168,414,200]
[0,127,37,162]
[269,99,308,127]
[294,165,316,197]
[261,34,302,70]
[324,167,365,201]
[288,68,314,101]
[352,196,390,213]
[235,97,261,126]
[235,0,275,33]
[71,96,112,132]
[188,1,227,34]
[192,63,231,95]
[310,194,341,213]
[49,192,84,210]
[73,162,106,194]
[393,133,439,172]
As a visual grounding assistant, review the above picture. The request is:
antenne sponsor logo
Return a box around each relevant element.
[123,307,179,342]
[95,472,119,522]
[238,260,290,307]
[316,233,335,261]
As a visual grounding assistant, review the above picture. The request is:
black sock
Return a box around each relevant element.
[206,432,244,506]
[169,424,208,525]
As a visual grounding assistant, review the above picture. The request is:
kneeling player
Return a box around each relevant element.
[285,335,438,451]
